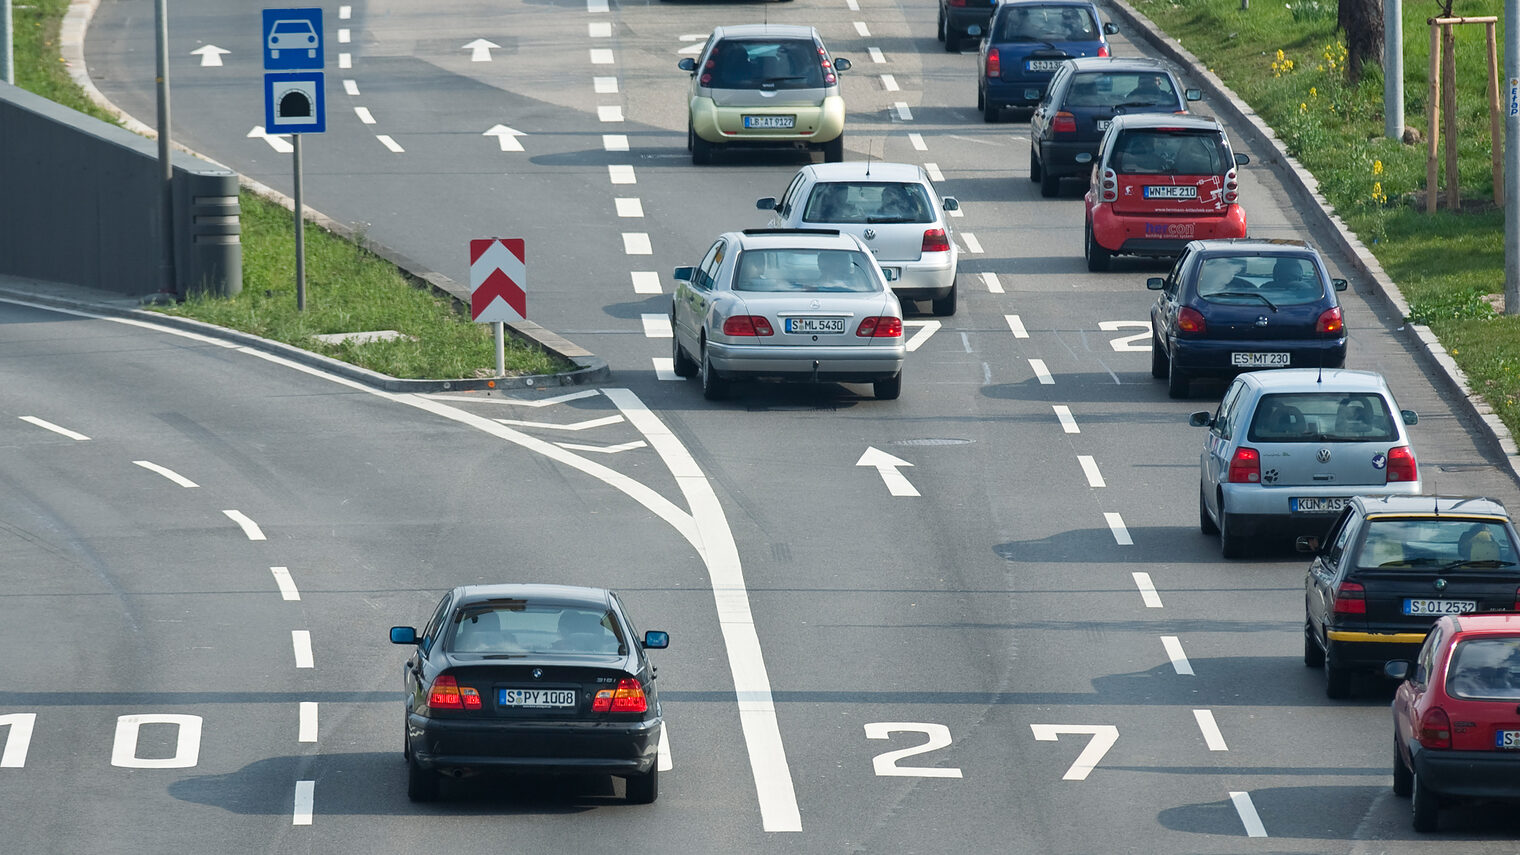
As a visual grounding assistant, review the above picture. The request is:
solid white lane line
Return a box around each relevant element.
[594,76,618,94]
[854,21,870,36]
[894,102,912,120]
[881,74,899,92]
[658,725,673,771]
[342,79,359,96]
[1077,455,1105,488]
[598,105,625,122]
[20,416,88,440]
[641,314,673,338]
[376,135,403,153]
[651,357,678,381]
[496,415,624,431]
[589,21,611,37]
[903,319,940,352]
[1161,636,1193,674]
[1004,314,1027,337]
[1194,709,1228,751]
[291,630,314,668]
[299,702,318,743]
[353,106,375,124]
[590,48,614,64]
[1132,571,1162,606]
[338,27,350,43]
[223,510,266,541]
[1028,358,1053,384]
[1053,405,1079,434]
[960,231,983,253]
[907,132,926,151]
[338,5,351,19]
[609,164,636,184]
[293,780,314,826]
[270,566,301,601]
[555,440,648,454]
[249,126,294,153]
[623,233,652,255]
[603,133,629,151]
[923,162,944,181]
[338,52,351,69]
[615,197,644,218]
[869,47,885,63]
[132,460,198,487]
[1107,513,1134,546]
[981,271,1003,293]
[1231,792,1268,837]
[631,271,661,293]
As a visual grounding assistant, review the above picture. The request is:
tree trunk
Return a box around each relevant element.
[1338,0,1385,82]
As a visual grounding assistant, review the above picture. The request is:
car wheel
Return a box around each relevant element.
[701,343,728,401]
[1039,168,1060,198]
[1029,145,1042,182]
[692,132,713,166]
[672,328,697,378]
[626,766,658,804]
[944,25,960,52]
[1218,500,1246,559]
[1084,221,1111,272]
[874,370,903,401]
[1151,331,1169,379]
[1303,620,1324,667]
[686,120,694,153]
[1411,772,1439,832]
[1199,485,1218,535]
[1392,737,1413,797]
[1323,642,1352,699]
[931,280,957,317]
[824,133,845,163]
[1166,355,1190,399]
[407,755,440,803]
[983,98,999,122]
[977,87,985,111]
[937,8,946,41]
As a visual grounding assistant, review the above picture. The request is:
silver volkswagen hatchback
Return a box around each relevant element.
[1189,369,1422,558]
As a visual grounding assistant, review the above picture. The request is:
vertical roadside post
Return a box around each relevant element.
[1383,0,1402,139]
[469,239,528,378]
[1506,0,1519,313]
[1487,22,1503,206]
[262,8,325,311]
[1426,21,1441,213]
[2,0,14,85]
[1442,23,1459,211]
[293,133,305,311]
[154,0,175,295]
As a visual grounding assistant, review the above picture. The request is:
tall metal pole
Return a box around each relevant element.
[293,133,306,311]
[1384,0,1404,139]
[1506,0,1519,313]
[2,0,15,85]
[153,0,175,295]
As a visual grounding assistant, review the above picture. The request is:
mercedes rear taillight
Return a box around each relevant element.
[857,317,903,338]
[723,316,774,336]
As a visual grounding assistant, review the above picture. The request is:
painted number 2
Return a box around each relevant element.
[1029,724,1118,781]
[865,722,963,778]
[1099,321,1151,352]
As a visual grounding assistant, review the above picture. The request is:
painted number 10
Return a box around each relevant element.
[0,713,202,769]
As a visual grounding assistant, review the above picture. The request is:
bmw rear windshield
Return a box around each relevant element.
[704,39,826,90]
[1246,392,1398,443]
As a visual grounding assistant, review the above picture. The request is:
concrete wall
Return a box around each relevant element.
[0,82,240,298]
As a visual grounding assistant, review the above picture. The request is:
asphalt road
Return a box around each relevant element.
[2,0,1510,851]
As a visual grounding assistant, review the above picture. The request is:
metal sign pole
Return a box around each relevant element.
[2,0,14,85]
[495,321,506,376]
[293,133,306,311]
[154,0,175,295]
[1506,0,1519,312]
[1383,0,1403,139]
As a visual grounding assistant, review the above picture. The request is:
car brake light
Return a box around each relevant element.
[1177,307,1207,334]
[1514,585,1520,610]
[858,317,903,338]
[818,46,837,85]
[1098,45,1110,57]
[428,675,473,710]
[1224,168,1239,203]
[1418,706,1452,749]
[701,53,715,87]
[949,0,967,5]
[593,678,648,713]
[1385,446,1417,483]
[1227,447,1260,483]
[1332,580,1366,614]
[723,315,774,336]
[986,49,1000,78]
[1099,167,1117,202]
[1316,306,1344,334]
[1052,112,1077,134]
[922,228,951,253]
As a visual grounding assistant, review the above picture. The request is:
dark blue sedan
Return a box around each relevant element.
[1148,238,1348,398]
[977,0,1117,122]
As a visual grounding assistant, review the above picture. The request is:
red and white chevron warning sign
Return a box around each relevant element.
[469,238,527,323]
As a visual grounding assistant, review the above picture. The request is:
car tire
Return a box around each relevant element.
[1199,485,1218,535]
[931,280,957,316]
[701,343,728,401]
[937,8,947,41]
[1029,145,1042,182]
[626,766,658,804]
[1084,222,1111,272]
[824,133,845,164]
[1411,772,1439,832]
[1166,356,1190,399]
[692,132,713,166]
[1324,642,1352,699]
[686,121,694,153]
[983,98,999,122]
[1303,620,1324,667]
[944,26,960,52]
[1218,502,1247,559]
[875,370,903,401]
[1392,737,1413,797]
[977,87,985,111]
[1039,166,1060,198]
[672,328,698,378]
[407,755,440,803]
[1151,331,1169,379]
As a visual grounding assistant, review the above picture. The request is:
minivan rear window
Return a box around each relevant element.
[802,182,933,224]
[1113,129,1228,175]
[1246,392,1397,442]
[994,5,1099,41]
[1445,637,1520,700]
[705,39,825,90]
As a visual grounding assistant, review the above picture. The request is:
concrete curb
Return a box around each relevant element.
[1103,0,1520,484]
[56,0,610,393]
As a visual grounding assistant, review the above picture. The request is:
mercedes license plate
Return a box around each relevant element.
[1026,60,1063,72]
[1292,496,1349,513]
[1403,599,1477,616]
[1496,730,1520,748]
[1144,185,1199,199]
[499,688,577,708]
[744,115,795,129]
[1231,352,1290,367]
[785,317,846,334]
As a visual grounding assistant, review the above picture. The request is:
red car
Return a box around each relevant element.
[1389,613,1520,831]
[1083,113,1249,271]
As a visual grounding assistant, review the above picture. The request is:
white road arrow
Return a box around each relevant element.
[247,126,293,154]
[190,45,230,67]
[463,38,500,62]
[902,319,941,353]
[483,124,526,152]
[856,447,919,497]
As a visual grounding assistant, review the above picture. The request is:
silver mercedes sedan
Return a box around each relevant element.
[671,228,906,401]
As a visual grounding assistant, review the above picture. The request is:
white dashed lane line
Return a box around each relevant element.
[337,28,350,44]
[1161,636,1193,674]
[869,47,886,63]
[1108,513,1134,545]
[615,198,644,217]
[1053,405,1079,433]
[293,780,315,826]
[881,74,900,92]
[598,105,624,122]
[623,233,653,255]
[609,165,636,184]
[1027,358,1053,384]
[594,76,618,94]
[603,134,629,151]
[981,272,1003,293]
[923,162,944,181]
[652,357,678,380]
[338,52,351,69]
[641,314,672,338]
[589,21,611,37]
[354,106,375,124]
[342,79,359,96]
[1004,313,1027,337]
[854,21,870,36]
[1077,455,1105,488]
[20,416,89,440]
[223,510,266,541]
[1231,792,1268,837]
[133,460,199,487]
[291,631,315,668]
[631,271,661,293]
[588,0,609,10]
[1131,571,1162,606]
[590,48,614,64]
[338,4,350,18]
[959,231,982,253]
[270,566,301,600]
[908,132,926,151]
[894,102,912,120]
[1194,709,1228,751]
[299,702,318,742]
[376,135,404,153]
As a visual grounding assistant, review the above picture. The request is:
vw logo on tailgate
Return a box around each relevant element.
[863,228,877,241]
[1316,448,1332,464]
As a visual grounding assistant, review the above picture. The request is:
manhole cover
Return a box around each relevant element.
[892,438,974,446]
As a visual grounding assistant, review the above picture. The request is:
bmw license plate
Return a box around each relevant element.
[1231,352,1290,367]
[785,317,845,334]
[1144,185,1199,199]
[1026,60,1063,72]
[1292,496,1349,513]
[744,115,795,129]
[1495,730,1520,748]
[499,688,577,708]
[1403,599,1477,616]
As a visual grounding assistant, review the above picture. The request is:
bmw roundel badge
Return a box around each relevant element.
[532,668,543,679]
[1371,452,1387,470]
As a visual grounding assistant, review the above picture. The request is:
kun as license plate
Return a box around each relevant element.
[1292,496,1348,513]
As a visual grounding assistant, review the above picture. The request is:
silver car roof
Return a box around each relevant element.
[711,24,819,40]
[801,162,928,183]
[727,230,870,252]
[1238,368,1393,394]
[1352,495,1510,517]
[1107,113,1224,133]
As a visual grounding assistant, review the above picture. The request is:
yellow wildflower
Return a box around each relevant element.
[1374,160,1383,175]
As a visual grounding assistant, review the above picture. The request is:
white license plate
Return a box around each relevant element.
[1496,730,1520,748]
[1232,352,1291,367]
[499,688,577,708]
[743,115,795,129]
[1403,599,1477,616]
[1095,119,1110,131]
[785,317,846,334]
[1145,185,1199,199]
[1026,60,1063,72]
[1292,496,1349,513]
[881,267,900,281]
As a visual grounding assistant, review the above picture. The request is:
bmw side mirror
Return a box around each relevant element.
[673,266,694,281]
[1332,277,1348,291]
[1188,411,1212,427]
[678,58,697,72]
[1146,277,1165,290]
[942,197,960,211]
[643,630,670,649]
[1234,153,1251,166]
[1401,409,1419,425]
[1103,22,1119,34]
[1384,660,1411,681]
[1185,88,1203,102]
[834,57,852,72]
[390,626,417,645]
[757,197,778,211]
[1296,535,1320,553]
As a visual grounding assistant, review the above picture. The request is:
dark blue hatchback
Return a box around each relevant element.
[977,0,1117,122]
[1148,238,1349,398]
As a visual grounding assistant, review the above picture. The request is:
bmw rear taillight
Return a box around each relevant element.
[1224,168,1239,203]
[986,49,1000,78]
[1332,580,1366,615]
[723,316,774,336]
[1386,446,1417,483]
[593,678,648,713]
[426,675,478,710]
[857,317,903,338]
[1177,307,1207,334]
[1316,306,1344,334]
[1227,447,1260,483]
[922,228,951,253]
[1099,167,1117,202]
[1418,706,1452,749]
[1052,112,1077,134]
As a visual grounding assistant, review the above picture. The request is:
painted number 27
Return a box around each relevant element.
[865,722,963,778]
